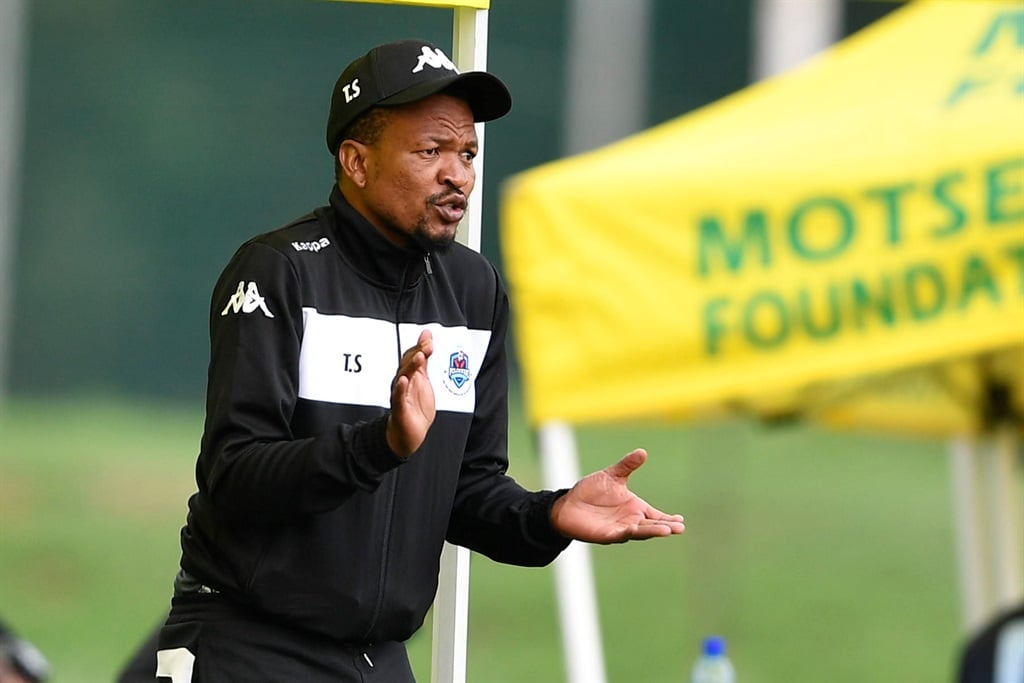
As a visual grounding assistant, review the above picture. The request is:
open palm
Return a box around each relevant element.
[551,449,685,544]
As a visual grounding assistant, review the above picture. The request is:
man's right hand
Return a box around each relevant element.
[386,329,435,457]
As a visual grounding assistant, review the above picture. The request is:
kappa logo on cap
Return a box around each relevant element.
[412,46,458,75]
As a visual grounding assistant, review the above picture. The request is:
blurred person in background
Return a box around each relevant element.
[0,617,49,683]
[136,39,685,682]
[957,602,1024,683]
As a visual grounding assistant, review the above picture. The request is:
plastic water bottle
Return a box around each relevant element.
[690,636,736,683]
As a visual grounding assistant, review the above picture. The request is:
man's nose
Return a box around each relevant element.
[440,154,474,191]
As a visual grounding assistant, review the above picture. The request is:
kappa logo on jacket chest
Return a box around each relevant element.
[291,238,330,253]
[221,281,275,318]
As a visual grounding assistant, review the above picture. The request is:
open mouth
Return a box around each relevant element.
[434,196,467,223]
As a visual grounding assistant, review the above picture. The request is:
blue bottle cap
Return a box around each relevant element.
[702,636,726,656]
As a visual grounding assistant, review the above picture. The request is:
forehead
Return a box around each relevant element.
[385,94,477,141]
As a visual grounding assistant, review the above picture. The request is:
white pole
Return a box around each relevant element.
[986,424,1024,611]
[431,542,472,683]
[539,421,607,683]
[951,435,992,632]
[551,5,652,680]
[563,0,651,154]
[751,0,842,81]
[452,6,489,253]
[0,0,28,403]
[431,8,488,683]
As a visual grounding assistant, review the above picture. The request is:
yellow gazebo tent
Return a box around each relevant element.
[504,0,1022,428]
[502,0,1023,642]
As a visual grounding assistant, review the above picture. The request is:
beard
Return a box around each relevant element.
[410,218,456,253]
[408,194,461,253]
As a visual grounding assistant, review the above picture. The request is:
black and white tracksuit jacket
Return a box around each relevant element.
[175,187,569,644]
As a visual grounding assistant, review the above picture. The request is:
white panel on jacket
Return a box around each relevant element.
[298,309,489,414]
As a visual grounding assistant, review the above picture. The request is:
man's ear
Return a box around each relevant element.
[338,140,369,188]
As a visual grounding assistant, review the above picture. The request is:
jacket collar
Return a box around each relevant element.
[327,186,429,289]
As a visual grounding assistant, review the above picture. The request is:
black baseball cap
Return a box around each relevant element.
[326,39,512,154]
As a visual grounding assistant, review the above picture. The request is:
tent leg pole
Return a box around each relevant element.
[539,422,607,683]
[751,0,842,80]
[431,543,471,683]
[986,425,1024,611]
[951,436,991,632]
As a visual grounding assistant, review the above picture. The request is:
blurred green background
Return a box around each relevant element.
[7,0,895,398]
[2,1,969,682]
[2,397,958,683]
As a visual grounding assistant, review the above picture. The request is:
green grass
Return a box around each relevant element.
[0,395,964,682]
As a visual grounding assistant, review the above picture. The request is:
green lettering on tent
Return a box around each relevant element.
[945,77,989,107]
[958,253,1000,309]
[986,158,1024,224]
[931,171,967,238]
[1003,243,1024,295]
[788,196,854,261]
[905,263,946,321]
[702,297,731,356]
[798,284,841,339]
[865,182,915,245]
[973,9,1024,56]
[851,276,896,329]
[743,291,789,349]
[697,211,771,277]
[947,11,1024,107]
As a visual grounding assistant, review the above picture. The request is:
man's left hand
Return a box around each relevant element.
[550,449,685,544]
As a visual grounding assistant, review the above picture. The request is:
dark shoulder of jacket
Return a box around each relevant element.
[233,210,330,259]
[431,242,507,331]
[211,212,329,301]
[217,210,335,280]
[436,242,505,296]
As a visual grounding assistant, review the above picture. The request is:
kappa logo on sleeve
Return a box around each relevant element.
[221,281,275,318]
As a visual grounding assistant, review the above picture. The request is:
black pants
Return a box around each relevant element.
[155,595,416,683]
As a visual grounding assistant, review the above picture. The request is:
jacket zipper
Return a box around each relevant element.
[363,255,422,640]
[362,474,397,640]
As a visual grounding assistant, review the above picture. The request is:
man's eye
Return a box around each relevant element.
[420,148,440,157]
[461,151,477,162]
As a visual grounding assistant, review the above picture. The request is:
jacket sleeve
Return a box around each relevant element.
[196,241,405,520]
[445,265,571,565]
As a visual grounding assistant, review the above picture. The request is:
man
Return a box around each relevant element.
[153,39,684,682]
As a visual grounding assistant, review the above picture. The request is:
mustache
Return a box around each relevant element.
[428,191,467,210]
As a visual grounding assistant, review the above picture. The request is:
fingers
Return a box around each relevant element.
[627,522,679,541]
[387,330,438,457]
[651,515,686,534]
[403,329,433,367]
[416,329,434,355]
[393,330,434,390]
[639,503,685,534]
[625,513,686,541]
[644,497,685,532]
[400,330,433,367]
[605,448,647,480]
[390,374,409,403]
